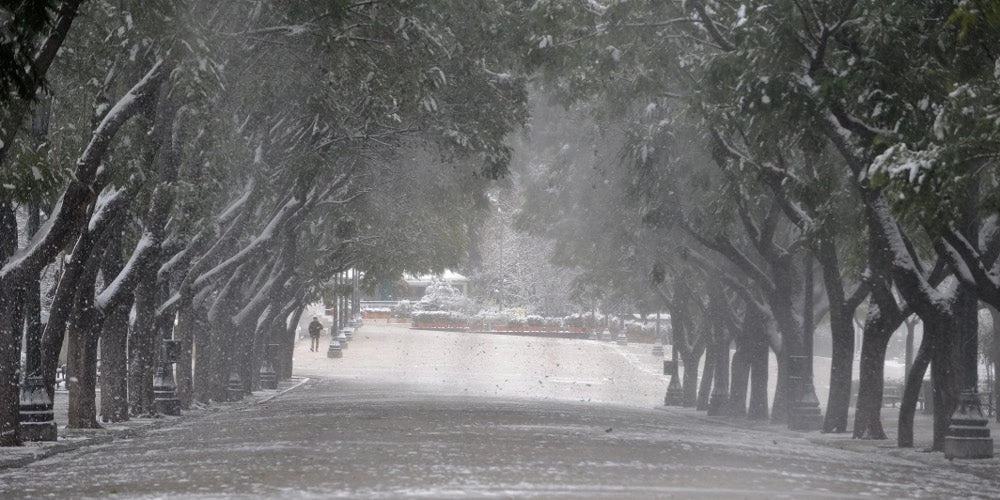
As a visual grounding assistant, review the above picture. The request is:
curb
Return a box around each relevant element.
[0,376,308,471]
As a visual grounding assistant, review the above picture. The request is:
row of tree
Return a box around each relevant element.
[513,0,999,453]
[0,1,532,446]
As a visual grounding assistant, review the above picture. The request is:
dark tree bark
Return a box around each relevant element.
[816,237,867,433]
[746,307,770,420]
[709,336,731,416]
[696,343,715,411]
[0,204,24,445]
[852,316,894,439]
[898,333,931,447]
[991,307,1000,423]
[65,228,112,429]
[174,304,195,409]
[681,345,703,407]
[852,255,907,439]
[129,272,159,416]
[727,337,750,417]
[99,229,130,423]
[903,315,919,379]
[191,299,213,403]
[280,303,306,380]
[21,206,43,378]
[772,349,789,424]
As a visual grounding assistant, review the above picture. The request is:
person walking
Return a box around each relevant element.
[308,316,323,352]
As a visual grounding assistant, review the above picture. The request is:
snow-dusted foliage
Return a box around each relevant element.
[414,280,476,315]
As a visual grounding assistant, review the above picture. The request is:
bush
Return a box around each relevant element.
[415,280,476,314]
[391,300,414,319]
[412,310,468,324]
[564,312,605,329]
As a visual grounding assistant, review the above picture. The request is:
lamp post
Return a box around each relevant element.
[154,339,181,415]
[19,108,57,441]
[498,205,503,312]
[652,311,664,356]
[944,307,993,458]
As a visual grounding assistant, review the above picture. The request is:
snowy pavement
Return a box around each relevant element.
[1,323,998,498]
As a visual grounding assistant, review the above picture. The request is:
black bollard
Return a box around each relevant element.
[327,339,343,358]
[227,371,244,402]
[259,343,278,390]
[153,340,182,416]
[19,375,57,441]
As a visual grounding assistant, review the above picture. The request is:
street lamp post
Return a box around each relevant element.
[154,339,181,415]
[652,311,664,356]
[944,319,993,458]
[498,205,503,312]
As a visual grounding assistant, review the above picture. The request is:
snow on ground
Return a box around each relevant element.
[297,322,907,412]
[295,321,672,407]
[0,321,997,498]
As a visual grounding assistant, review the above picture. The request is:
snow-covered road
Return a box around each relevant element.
[1,323,997,498]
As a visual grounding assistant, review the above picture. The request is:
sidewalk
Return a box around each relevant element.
[0,376,308,470]
[675,404,1000,483]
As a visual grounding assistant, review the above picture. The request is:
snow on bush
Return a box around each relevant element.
[563,312,605,328]
[391,300,414,319]
[411,310,468,324]
[415,279,476,314]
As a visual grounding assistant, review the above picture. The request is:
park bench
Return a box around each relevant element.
[883,384,902,407]
[883,383,926,409]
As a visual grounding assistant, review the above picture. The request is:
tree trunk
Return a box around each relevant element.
[100,300,130,423]
[191,301,213,403]
[852,323,892,439]
[898,330,932,447]
[174,305,195,409]
[98,226,130,423]
[696,343,715,411]
[727,341,750,417]
[709,337,730,416]
[992,307,1000,423]
[771,350,789,424]
[129,273,158,416]
[904,317,918,380]
[21,205,43,379]
[817,237,858,433]
[0,203,23,446]
[66,305,102,429]
[746,308,770,420]
[281,304,306,380]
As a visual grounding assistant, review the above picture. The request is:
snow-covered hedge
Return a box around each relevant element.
[563,312,605,328]
[415,280,476,314]
[525,315,561,327]
[391,300,414,319]
[473,310,519,327]
[411,310,468,324]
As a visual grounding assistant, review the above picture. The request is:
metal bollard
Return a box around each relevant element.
[327,339,343,358]
[227,371,244,401]
[259,343,278,390]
